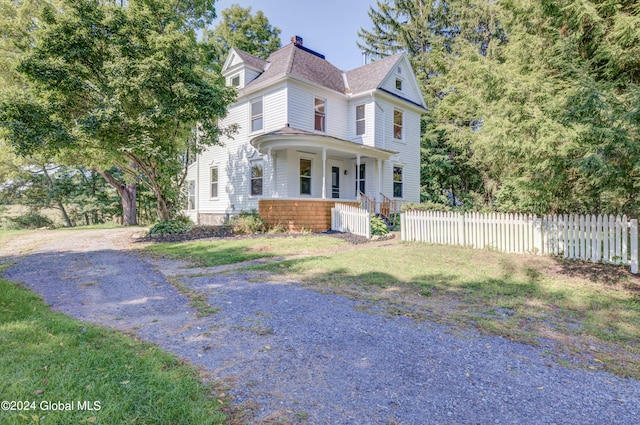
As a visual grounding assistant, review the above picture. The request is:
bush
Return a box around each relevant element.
[149,215,193,235]
[401,201,452,212]
[370,214,390,236]
[9,212,54,229]
[228,210,269,234]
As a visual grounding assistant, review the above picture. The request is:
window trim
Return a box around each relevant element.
[355,163,365,196]
[187,180,196,210]
[355,104,365,136]
[210,166,219,199]
[395,77,403,91]
[250,160,264,197]
[314,97,326,133]
[393,109,404,141]
[250,97,264,133]
[299,156,313,196]
[393,165,403,199]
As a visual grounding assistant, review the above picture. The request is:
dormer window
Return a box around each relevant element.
[314,97,326,132]
[231,75,240,87]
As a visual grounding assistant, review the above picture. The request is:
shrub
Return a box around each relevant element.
[149,215,193,235]
[228,210,269,234]
[370,214,390,236]
[9,212,54,229]
[401,201,452,212]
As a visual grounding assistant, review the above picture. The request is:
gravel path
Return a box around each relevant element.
[2,228,639,424]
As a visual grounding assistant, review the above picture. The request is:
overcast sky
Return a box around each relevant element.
[211,0,379,71]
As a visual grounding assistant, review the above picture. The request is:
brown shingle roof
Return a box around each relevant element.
[345,53,404,94]
[230,48,267,71]
[238,43,404,96]
[244,43,346,93]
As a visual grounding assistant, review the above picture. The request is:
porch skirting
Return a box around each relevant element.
[259,199,359,232]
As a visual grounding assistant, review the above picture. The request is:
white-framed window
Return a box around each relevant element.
[231,75,240,87]
[300,158,312,195]
[187,180,196,210]
[314,97,326,132]
[393,109,403,140]
[250,97,263,132]
[250,160,263,196]
[355,163,365,195]
[355,104,365,136]
[395,77,403,91]
[210,166,219,199]
[393,166,403,198]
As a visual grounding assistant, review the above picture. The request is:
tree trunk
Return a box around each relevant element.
[41,166,73,227]
[97,170,138,226]
[156,193,172,222]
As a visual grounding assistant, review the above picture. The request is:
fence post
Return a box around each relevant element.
[401,212,406,241]
[631,219,638,274]
[458,213,465,246]
[534,216,543,254]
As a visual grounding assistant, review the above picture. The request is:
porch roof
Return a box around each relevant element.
[250,126,398,160]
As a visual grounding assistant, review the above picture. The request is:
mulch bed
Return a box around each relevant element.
[138,225,394,245]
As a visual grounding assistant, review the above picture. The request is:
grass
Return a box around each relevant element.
[145,234,349,267]
[0,273,228,425]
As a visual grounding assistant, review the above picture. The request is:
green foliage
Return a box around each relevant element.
[228,210,269,234]
[7,211,53,229]
[370,214,390,236]
[360,0,640,216]
[204,4,281,61]
[0,0,236,222]
[149,216,193,235]
[402,202,452,212]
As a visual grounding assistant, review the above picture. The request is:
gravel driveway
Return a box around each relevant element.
[2,228,639,424]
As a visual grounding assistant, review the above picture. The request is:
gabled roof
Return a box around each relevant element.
[231,48,267,71]
[345,52,404,94]
[232,40,425,110]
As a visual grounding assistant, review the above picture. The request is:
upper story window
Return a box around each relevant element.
[395,77,403,91]
[393,109,403,140]
[314,97,326,132]
[250,160,263,196]
[231,75,240,87]
[355,104,365,136]
[251,97,263,132]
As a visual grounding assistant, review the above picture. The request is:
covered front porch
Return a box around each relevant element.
[250,127,400,231]
[251,126,398,201]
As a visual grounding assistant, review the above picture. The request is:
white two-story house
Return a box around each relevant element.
[185,36,426,231]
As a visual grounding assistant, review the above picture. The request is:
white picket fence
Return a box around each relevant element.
[331,203,370,239]
[401,211,639,274]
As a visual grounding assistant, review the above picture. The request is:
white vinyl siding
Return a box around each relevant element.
[287,82,347,138]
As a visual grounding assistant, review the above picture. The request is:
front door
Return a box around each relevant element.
[331,166,340,198]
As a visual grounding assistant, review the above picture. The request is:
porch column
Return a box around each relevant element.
[356,154,361,196]
[322,148,327,199]
[267,147,273,198]
[378,159,383,200]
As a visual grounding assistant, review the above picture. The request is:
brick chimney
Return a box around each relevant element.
[291,35,303,46]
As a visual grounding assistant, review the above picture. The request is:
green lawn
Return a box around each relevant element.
[145,234,349,267]
[0,273,227,425]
